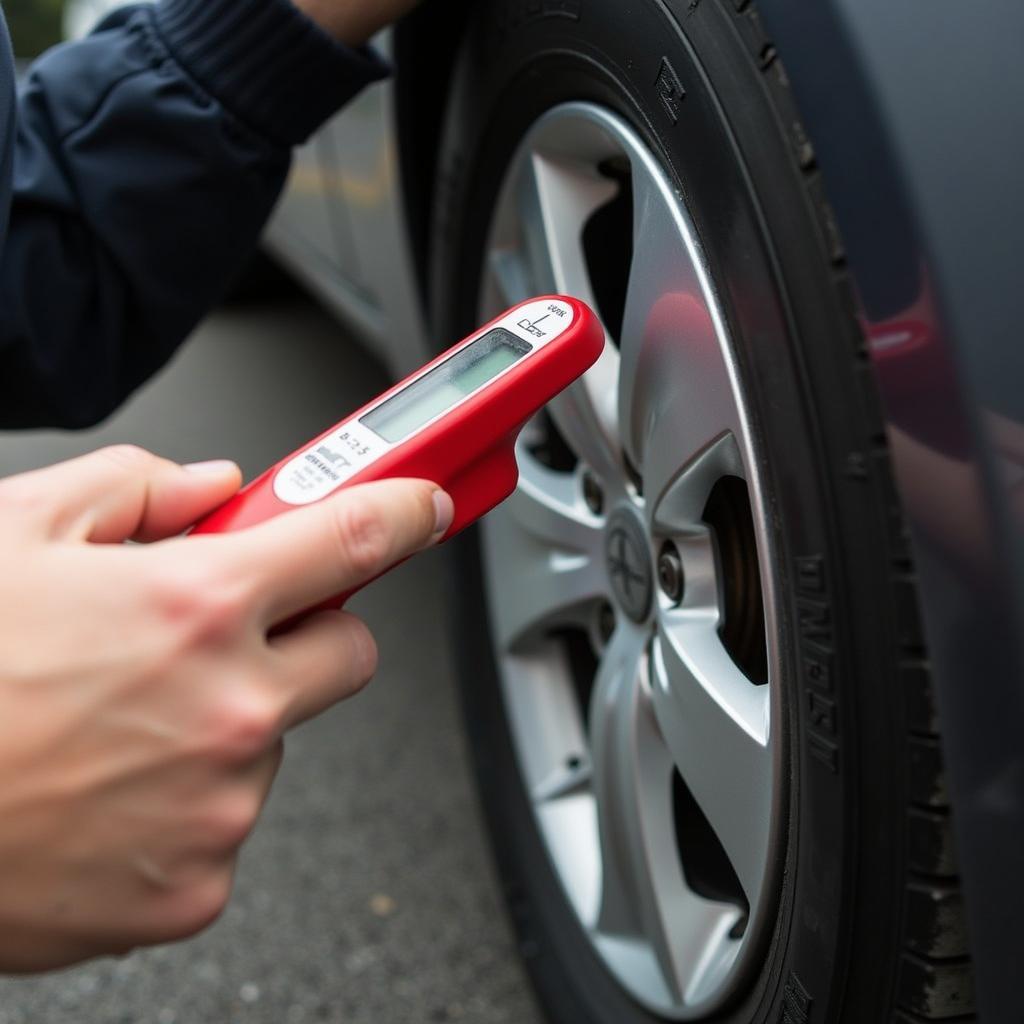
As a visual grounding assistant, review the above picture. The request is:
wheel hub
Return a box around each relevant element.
[604,506,653,624]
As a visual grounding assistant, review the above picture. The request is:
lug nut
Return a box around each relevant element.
[582,471,604,516]
[657,543,684,605]
[597,601,616,643]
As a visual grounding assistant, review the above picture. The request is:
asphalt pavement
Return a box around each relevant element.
[0,291,543,1024]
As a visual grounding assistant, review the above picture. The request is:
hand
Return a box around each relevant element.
[292,0,423,46]
[0,445,452,971]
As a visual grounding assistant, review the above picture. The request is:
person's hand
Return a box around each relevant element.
[0,445,452,971]
[292,0,422,46]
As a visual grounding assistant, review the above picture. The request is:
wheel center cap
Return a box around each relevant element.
[605,507,653,623]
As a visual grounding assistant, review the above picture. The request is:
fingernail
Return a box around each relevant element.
[184,459,238,476]
[432,490,455,538]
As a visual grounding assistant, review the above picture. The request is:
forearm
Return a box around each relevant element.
[0,0,388,429]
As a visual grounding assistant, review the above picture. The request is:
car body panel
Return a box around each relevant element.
[268,133,351,287]
[753,1,1024,1017]
[265,32,429,376]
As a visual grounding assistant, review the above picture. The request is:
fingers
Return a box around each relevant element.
[0,446,242,543]
[268,611,378,730]
[222,478,452,625]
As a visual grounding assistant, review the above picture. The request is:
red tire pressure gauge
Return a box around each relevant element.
[191,296,603,609]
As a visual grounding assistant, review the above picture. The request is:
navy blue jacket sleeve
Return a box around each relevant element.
[0,0,387,429]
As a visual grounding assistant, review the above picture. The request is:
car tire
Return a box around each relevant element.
[429,2,974,1021]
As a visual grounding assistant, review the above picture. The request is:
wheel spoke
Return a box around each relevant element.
[481,450,606,652]
[651,613,773,907]
[516,151,616,302]
[652,434,746,533]
[547,343,622,483]
[532,757,593,802]
[487,246,534,307]
[589,624,740,1004]
[515,152,623,481]
[617,159,745,509]
[495,636,600,925]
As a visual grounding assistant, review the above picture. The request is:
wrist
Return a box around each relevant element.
[153,0,389,146]
[291,0,381,47]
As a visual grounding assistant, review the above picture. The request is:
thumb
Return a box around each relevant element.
[211,477,452,624]
[3,445,242,543]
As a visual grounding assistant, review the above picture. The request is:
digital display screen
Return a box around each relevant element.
[361,329,532,443]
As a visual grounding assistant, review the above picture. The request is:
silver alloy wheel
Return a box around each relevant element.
[477,103,784,1020]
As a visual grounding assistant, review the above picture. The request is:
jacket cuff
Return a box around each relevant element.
[152,0,389,146]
